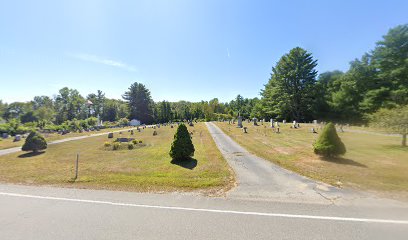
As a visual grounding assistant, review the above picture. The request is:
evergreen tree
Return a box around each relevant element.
[22,131,47,153]
[261,47,318,121]
[169,123,195,160]
[313,123,346,157]
[123,82,154,124]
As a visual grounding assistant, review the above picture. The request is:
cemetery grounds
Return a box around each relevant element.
[215,121,408,201]
[0,123,233,193]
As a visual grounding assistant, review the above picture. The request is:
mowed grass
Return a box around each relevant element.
[0,123,233,193]
[216,122,408,200]
[0,127,133,150]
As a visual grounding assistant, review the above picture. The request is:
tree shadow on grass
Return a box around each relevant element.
[18,151,45,158]
[171,158,198,170]
[321,156,368,168]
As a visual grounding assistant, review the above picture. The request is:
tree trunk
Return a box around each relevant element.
[403,134,407,147]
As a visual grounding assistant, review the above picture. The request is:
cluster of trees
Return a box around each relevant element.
[0,24,406,134]
[256,24,407,123]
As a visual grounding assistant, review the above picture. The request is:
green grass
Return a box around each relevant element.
[0,123,233,193]
[0,127,133,150]
[216,122,408,200]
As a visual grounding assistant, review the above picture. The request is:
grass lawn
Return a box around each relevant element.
[0,126,133,150]
[216,122,408,200]
[0,123,233,193]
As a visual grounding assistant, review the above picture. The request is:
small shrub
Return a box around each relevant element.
[104,142,111,147]
[169,123,195,161]
[112,142,121,150]
[153,130,158,136]
[313,122,346,157]
[132,139,138,145]
[22,131,47,153]
[128,143,135,150]
[139,140,143,144]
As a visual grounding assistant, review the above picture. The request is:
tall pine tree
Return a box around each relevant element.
[123,82,155,124]
[261,47,318,121]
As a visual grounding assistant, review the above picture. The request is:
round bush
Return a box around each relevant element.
[22,131,47,153]
[313,122,346,157]
[132,139,138,145]
[104,142,111,147]
[169,123,195,160]
[128,143,135,150]
[112,142,121,150]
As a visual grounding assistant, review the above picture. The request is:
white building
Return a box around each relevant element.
[129,119,141,126]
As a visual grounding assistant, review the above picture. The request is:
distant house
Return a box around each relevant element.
[129,119,141,126]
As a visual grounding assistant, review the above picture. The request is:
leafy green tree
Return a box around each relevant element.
[314,123,346,157]
[169,123,195,160]
[22,131,47,153]
[20,111,38,123]
[54,87,85,123]
[370,105,408,146]
[123,82,154,124]
[371,24,408,106]
[261,47,318,121]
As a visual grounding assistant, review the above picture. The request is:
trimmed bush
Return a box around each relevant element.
[22,131,47,153]
[139,140,143,144]
[169,123,195,160]
[104,142,111,147]
[127,143,135,150]
[132,139,138,145]
[112,142,121,150]
[314,122,346,157]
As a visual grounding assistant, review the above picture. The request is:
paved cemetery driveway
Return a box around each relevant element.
[205,122,403,206]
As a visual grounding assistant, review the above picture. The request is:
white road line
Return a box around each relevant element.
[1,192,407,225]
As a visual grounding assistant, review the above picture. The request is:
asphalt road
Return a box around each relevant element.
[0,123,407,239]
[0,184,408,240]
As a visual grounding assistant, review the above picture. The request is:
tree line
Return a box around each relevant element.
[0,24,406,130]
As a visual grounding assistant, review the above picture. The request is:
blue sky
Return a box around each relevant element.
[0,0,407,103]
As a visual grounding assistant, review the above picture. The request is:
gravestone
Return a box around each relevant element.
[116,137,134,143]
[270,119,274,128]
[313,120,318,125]
[108,132,114,138]
[242,127,248,133]
[253,118,258,126]
[2,133,8,139]
[247,119,250,123]
[282,120,286,124]
[14,135,21,142]
[237,116,243,128]
[130,130,134,135]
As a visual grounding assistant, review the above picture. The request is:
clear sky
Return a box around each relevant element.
[0,0,407,103]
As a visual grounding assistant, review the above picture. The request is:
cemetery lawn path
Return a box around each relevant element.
[206,122,406,206]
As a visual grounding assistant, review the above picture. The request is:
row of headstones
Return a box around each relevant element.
[1,133,29,142]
